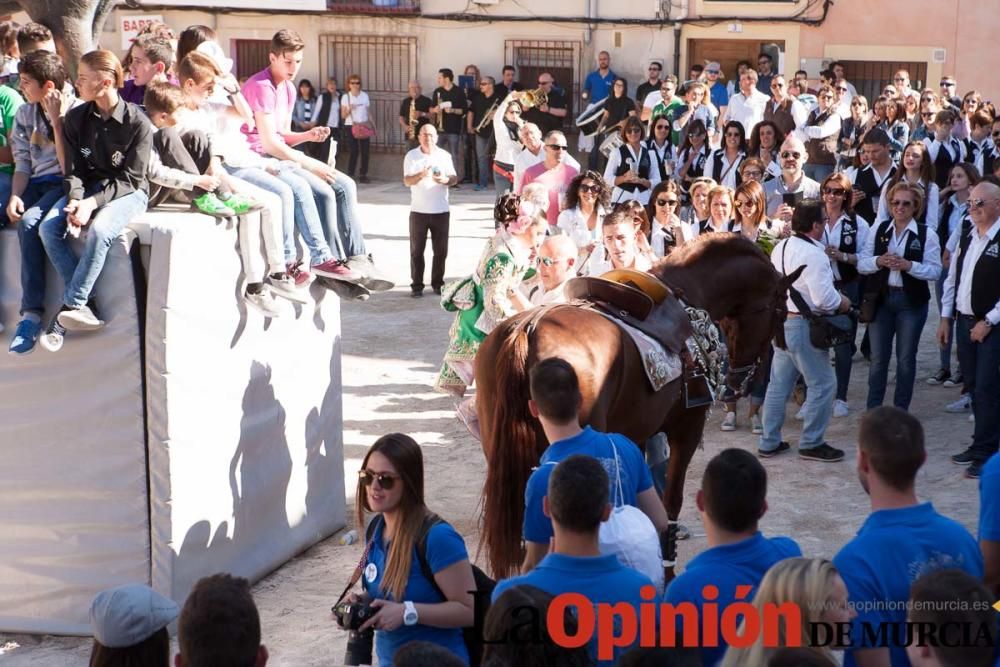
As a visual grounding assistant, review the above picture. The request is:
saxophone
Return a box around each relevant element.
[406,98,418,140]
[475,99,500,133]
[436,92,444,132]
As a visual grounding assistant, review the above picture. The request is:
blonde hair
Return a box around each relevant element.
[80,50,125,88]
[707,185,735,209]
[886,181,926,219]
[721,558,840,667]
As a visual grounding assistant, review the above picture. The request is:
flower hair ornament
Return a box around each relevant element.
[507,200,540,235]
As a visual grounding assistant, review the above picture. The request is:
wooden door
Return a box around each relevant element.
[688,39,785,84]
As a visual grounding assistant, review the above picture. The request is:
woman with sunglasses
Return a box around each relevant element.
[858,181,942,410]
[884,97,910,162]
[558,170,610,274]
[341,75,374,183]
[646,180,686,257]
[819,173,868,417]
[671,81,718,146]
[954,90,984,141]
[802,85,842,183]
[604,116,659,205]
[748,120,784,181]
[681,176,716,232]
[644,116,674,182]
[674,119,712,202]
[598,77,636,137]
[347,433,476,666]
[837,95,869,171]
[707,120,747,189]
[491,94,525,195]
[877,140,939,226]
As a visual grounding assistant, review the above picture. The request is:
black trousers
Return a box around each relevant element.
[149,127,213,207]
[313,127,341,163]
[345,130,370,177]
[409,211,450,291]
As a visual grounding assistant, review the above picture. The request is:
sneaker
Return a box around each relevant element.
[833,400,849,418]
[720,411,737,431]
[943,372,963,388]
[473,184,486,192]
[676,524,692,540]
[192,192,236,218]
[315,276,371,301]
[944,394,972,413]
[926,369,951,385]
[220,192,264,214]
[39,318,67,352]
[794,405,806,420]
[286,262,312,287]
[244,288,284,318]
[8,318,41,355]
[267,274,310,304]
[758,441,791,458]
[966,460,984,479]
[312,258,362,283]
[751,414,763,435]
[951,448,976,465]
[799,443,845,462]
[347,254,395,292]
[432,286,443,296]
[411,288,424,298]
[57,304,104,331]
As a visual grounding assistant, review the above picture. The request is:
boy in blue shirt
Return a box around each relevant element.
[835,407,983,667]
[520,357,669,572]
[905,569,997,667]
[663,448,801,666]
[980,452,1000,597]
[493,454,655,665]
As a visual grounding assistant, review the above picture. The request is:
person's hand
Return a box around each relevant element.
[360,600,405,633]
[433,172,450,185]
[937,318,952,348]
[6,194,23,222]
[636,231,652,253]
[65,197,96,228]
[309,126,331,142]
[584,241,597,254]
[539,103,549,113]
[195,174,221,191]
[216,73,240,94]
[41,89,67,120]
[942,249,951,267]
[886,256,912,271]
[851,187,866,203]
[876,253,894,268]
[825,245,840,261]
[777,203,794,223]
[971,320,993,343]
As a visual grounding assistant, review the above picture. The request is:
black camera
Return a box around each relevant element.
[332,594,377,666]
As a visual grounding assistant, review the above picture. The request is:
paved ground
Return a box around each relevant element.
[1,180,981,665]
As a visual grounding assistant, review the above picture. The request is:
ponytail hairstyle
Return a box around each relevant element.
[81,50,125,88]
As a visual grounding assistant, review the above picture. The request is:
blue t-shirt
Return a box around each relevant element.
[709,81,729,110]
[523,426,653,545]
[663,532,801,666]
[980,452,1000,541]
[492,552,654,665]
[363,518,470,666]
[584,69,619,104]
[834,502,984,667]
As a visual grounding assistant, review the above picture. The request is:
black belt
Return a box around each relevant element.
[958,314,978,321]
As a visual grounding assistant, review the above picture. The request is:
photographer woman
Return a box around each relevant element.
[347,433,476,665]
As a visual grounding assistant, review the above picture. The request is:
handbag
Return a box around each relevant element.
[783,241,855,350]
[597,437,664,594]
[351,121,376,140]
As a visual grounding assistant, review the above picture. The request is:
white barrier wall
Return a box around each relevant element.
[0,210,347,633]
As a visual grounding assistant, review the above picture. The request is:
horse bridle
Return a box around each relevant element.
[724,299,781,397]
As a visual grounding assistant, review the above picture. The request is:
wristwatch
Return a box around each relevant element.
[403,601,418,626]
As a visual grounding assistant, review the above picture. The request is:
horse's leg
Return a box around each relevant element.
[660,404,708,583]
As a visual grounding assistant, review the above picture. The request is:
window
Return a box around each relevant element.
[233,39,270,80]
[505,40,582,128]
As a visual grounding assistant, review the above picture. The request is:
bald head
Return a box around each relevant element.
[779,136,807,178]
[539,235,578,291]
[969,182,1000,228]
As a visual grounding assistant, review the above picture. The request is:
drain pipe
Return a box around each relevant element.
[671,0,687,77]
[585,0,597,44]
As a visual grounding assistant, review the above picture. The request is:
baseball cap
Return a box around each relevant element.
[90,584,179,648]
[195,40,234,75]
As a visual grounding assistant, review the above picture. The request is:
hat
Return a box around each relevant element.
[705,61,722,74]
[90,584,179,648]
[195,40,234,75]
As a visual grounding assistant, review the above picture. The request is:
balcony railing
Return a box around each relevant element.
[327,0,419,13]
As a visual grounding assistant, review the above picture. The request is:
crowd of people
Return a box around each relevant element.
[3,22,395,357]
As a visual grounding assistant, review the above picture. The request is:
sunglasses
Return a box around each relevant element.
[655,124,670,130]
[656,198,679,207]
[921,112,935,119]
[823,188,847,196]
[890,199,914,208]
[688,131,705,138]
[539,256,562,266]
[538,81,553,85]
[992,131,1000,138]
[835,87,848,92]
[941,81,956,87]
[546,144,568,150]
[349,81,361,85]
[893,77,906,82]
[742,170,763,178]
[479,82,490,87]
[734,199,756,209]
[969,198,992,209]
[706,70,720,75]
[626,127,642,134]
[851,102,866,107]
[579,183,600,193]
[781,151,802,159]
[359,469,399,489]
[771,83,785,88]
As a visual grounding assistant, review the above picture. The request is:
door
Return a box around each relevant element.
[504,40,583,129]
[837,60,928,105]
[688,39,785,86]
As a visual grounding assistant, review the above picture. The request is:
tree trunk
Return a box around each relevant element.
[11,0,123,77]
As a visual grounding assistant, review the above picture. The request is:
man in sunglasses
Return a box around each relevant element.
[520,130,579,229]
[939,181,1000,479]
[755,52,775,95]
[703,61,729,117]
[521,72,567,137]
[764,135,820,220]
[891,69,920,105]
[939,76,962,112]
[829,61,857,100]
[635,61,663,116]
[525,235,578,305]
[644,75,683,144]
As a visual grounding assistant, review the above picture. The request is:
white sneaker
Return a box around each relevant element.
[751,414,763,435]
[945,394,972,413]
[57,305,104,331]
[267,274,310,304]
[244,288,284,318]
[721,411,737,431]
[833,400,849,418]
[795,406,806,420]
[39,318,67,352]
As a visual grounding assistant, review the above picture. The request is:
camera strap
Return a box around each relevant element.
[334,518,379,608]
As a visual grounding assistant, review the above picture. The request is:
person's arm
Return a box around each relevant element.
[604,148,620,186]
[521,541,549,573]
[924,184,940,228]
[147,144,206,191]
[7,106,32,220]
[340,92,351,121]
[47,94,72,176]
[403,154,431,187]
[857,221,881,274]
[636,488,669,533]
[254,110,334,179]
[805,252,847,313]
[804,111,840,139]
[61,107,86,204]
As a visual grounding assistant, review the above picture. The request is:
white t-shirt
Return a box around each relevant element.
[341,91,370,126]
[404,146,456,214]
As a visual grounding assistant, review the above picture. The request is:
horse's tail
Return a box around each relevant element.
[481,317,538,579]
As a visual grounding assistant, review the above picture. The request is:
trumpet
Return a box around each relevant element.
[475,99,500,133]
[406,99,418,140]
[518,87,549,111]
[436,92,444,132]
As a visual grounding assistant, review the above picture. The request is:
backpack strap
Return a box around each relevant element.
[415,513,449,601]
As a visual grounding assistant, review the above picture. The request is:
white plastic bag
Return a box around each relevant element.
[598,439,664,594]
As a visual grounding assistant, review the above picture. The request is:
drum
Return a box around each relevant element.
[575,99,606,137]
[599,131,624,158]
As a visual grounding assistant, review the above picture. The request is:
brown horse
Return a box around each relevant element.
[475,234,801,579]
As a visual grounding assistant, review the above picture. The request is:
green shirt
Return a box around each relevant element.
[652,97,684,145]
[0,84,24,174]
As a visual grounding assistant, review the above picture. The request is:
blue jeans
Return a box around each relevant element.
[475,134,492,188]
[760,318,836,451]
[934,275,955,373]
[866,289,929,410]
[16,178,64,315]
[804,163,834,182]
[328,171,367,259]
[0,170,12,226]
[833,280,861,401]
[225,164,334,266]
[956,316,1000,462]
[438,133,460,166]
[39,188,148,308]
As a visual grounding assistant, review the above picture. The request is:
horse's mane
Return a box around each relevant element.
[655,233,770,271]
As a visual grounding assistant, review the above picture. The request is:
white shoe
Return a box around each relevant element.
[267,274,310,304]
[244,288,284,318]
[39,318,67,352]
[795,406,806,420]
[57,305,104,331]
[721,411,737,431]
[833,400,849,418]
[751,414,763,435]
[945,394,972,413]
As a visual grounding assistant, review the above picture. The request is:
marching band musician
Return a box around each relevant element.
[430,68,467,171]
[398,80,432,151]
[521,72,567,137]
[492,93,525,195]
[468,76,502,192]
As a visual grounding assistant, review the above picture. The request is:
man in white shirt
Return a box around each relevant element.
[759,199,852,462]
[764,135,821,218]
[724,69,770,137]
[938,182,1000,479]
[525,235,578,305]
[403,124,457,297]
